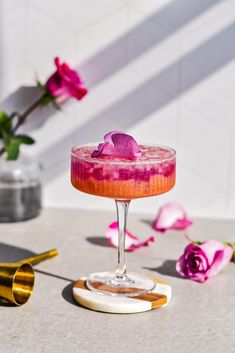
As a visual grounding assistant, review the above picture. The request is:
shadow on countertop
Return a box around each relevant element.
[0,243,35,307]
[140,219,153,227]
[86,236,112,248]
[62,282,78,307]
[0,242,35,263]
[0,242,76,307]
[62,282,98,313]
[143,260,182,279]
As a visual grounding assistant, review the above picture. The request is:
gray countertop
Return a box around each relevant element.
[0,208,234,353]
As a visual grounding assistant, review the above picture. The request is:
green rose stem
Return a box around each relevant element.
[184,233,202,245]
[0,92,53,157]
[184,233,235,263]
[12,95,49,133]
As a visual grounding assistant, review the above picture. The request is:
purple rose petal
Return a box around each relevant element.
[91,131,141,160]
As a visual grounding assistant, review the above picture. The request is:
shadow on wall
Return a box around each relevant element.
[43,22,235,183]
[0,0,232,183]
[0,0,223,114]
[80,0,224,87]
[0,86,56,132]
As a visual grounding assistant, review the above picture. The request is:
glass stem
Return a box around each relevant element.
[115,200,130,279]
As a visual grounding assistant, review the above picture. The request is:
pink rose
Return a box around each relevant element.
[176,240,233,282]
[46,57,87,103]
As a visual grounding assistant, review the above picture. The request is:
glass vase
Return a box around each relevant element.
[0,152,42,222]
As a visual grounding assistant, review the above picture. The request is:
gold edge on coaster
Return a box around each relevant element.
[145,275,167,285]
[73,279,167,309]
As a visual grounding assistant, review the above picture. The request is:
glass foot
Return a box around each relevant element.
[86,271,156,297]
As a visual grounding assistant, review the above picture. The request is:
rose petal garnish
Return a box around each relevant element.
[153,202,192,233]
[106,222,155,251]
[91,131,141,160]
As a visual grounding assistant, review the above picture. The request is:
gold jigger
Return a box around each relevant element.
[0,249,58,305]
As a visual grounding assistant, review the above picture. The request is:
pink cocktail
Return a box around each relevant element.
[71,141,176,296]
[71,145,175,199]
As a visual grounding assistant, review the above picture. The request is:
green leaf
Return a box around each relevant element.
[2,134,35,160]
[4,136,21,161]
[224,241,233,248]
[0,111,8,121]
[15,134,35,145]
[0,112,35,160]
[41,93,54,106]
[224,242,235,263]
[36,79,44,89]
[0,112,12,138]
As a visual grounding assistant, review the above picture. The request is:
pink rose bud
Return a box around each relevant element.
[153,202,192,233]
[45,57,88,103]
[176,240,233,282]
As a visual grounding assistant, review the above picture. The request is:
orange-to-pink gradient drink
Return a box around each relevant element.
[71,132,176,297]
[71,145,175,200]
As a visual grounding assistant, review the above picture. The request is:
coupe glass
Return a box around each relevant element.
[71,143,176,297]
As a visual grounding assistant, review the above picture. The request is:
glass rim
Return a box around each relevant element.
[71,142,176,165]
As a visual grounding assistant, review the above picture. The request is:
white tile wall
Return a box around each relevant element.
[0,0,235,219]
[31,0,122,33]
[0,7,27,77]
[178,106,230,191]
[128,9,181,97]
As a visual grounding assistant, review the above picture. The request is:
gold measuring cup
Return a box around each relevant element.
[0,249,58,305]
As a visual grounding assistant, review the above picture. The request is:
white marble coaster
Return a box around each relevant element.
[73,276,172,314]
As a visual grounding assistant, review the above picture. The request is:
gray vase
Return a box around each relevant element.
[0,152,42,222]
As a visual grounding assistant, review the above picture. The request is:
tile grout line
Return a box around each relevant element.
[30,2,126,36]
[178,159,226,194]
[224,22,235,215]
[224,132,233,214]
[180,99,235,135]
[175,32,184,152]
